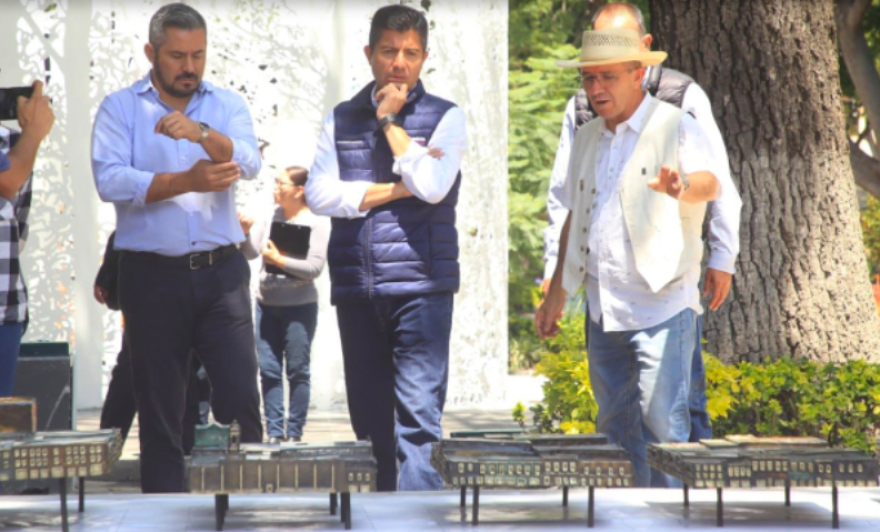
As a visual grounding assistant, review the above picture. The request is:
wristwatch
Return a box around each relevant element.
[197,122,211,143]
[377,113,399,131]
[681,173,691,193]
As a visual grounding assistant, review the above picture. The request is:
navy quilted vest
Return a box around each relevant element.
[328,80,461,304]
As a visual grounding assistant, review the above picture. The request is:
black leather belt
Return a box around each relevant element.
[123,244,238,270]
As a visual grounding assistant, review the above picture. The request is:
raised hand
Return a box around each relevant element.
[375,83,408,121]
[155,111,201,143]
[237,212,254,236]
[647,165,685,200]
[187,159,240,192]
[17,80,54,141]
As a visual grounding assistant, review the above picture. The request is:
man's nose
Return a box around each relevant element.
[183,55,195,72]
[391,50,406,69]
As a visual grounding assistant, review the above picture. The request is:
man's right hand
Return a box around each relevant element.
[16,80,54,141]
[187,160,240,193]
[535,286,566,340]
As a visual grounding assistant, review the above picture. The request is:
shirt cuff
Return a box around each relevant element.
[230,137,259,180]
[707,250,737,275]
[544,256,558,281]
[132,171,157,207]
[345,181,373,218]
[394,140,427,180]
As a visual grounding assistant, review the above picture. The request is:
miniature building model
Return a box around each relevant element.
[0,397,123,532]
[187,423,377,530]
[0,398,123,483]
[432,433,634,489]
[647,435,879,489]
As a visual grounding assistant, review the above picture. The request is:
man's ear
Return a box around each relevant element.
[363,45,372,63]
[145,43,155,64]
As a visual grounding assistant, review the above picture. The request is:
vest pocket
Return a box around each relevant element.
[335,139,369,151]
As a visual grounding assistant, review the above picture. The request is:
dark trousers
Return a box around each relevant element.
[336,292,453,492]
[0,323,23,397]
[99,333,208,453]
[256,302,318,439]
[118,249,262,493]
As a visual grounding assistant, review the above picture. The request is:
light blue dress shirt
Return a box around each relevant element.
[91,72,260,256]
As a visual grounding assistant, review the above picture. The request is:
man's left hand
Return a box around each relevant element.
[647,165,684,200]
[155,111,201,143]
[703,268,732,311]
[375,83,408,121]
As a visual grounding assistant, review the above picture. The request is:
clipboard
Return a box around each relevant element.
[265,222,310,276]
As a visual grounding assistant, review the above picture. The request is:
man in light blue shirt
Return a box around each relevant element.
[91,3,262,493]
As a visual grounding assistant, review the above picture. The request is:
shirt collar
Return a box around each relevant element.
[602,91,652,136]
[135,70,213,96]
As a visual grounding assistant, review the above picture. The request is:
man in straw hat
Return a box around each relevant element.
[535,26,724,487]
[541,2,742,447]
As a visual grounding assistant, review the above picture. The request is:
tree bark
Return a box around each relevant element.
[650,0,880,363]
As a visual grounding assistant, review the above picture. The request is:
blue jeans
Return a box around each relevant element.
[256,302,318,439]
[0,323,23,397]
[588,309,696,487]
[689,316,713,441]
[336,292,453,492]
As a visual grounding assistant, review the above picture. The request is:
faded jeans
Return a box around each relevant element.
[336,292,453,492]
[256,302,318,440]
[588,309,696,487]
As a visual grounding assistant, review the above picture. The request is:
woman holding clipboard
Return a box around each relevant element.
[240,166,329,443]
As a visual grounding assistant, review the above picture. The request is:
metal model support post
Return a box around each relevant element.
[0,398,123,532]
[432,433,633,528]
[648,435,879,529]
[187,424,375,530]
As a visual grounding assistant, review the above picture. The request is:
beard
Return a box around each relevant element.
[152,61,200,99]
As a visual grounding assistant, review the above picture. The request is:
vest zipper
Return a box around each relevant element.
[364,217,373,299]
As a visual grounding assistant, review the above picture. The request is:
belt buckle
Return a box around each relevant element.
[189,250,215,270]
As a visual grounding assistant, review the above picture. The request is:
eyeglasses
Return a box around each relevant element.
[580,68,636,88]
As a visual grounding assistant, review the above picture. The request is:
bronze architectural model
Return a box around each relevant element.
[0,397,123,532]
[432,432,633,527]
[187,422,377,530]
[648,435,880,528]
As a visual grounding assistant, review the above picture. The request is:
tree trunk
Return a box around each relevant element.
[650,0,880,363]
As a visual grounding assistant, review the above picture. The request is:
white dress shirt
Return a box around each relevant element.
[544,68,742,279]
[306,87,467,219]
[561,93,716,332]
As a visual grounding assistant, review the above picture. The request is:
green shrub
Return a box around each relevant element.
[515,346,880,455]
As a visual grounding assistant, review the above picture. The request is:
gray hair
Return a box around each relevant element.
[148,3,207,50]
[591,2,647,37]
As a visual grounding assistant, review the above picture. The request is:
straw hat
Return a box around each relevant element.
[557,28,667,69]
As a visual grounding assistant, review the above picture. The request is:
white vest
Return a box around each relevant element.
[562,98,707,295]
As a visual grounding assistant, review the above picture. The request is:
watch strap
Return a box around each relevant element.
[198,122,210,143]
[377,113,399,131]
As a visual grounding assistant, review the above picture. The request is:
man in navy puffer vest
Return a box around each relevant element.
[306,4,466,491]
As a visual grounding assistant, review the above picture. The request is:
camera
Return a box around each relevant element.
[0,87,35,121]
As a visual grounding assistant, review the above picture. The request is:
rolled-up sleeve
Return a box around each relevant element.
[91,96,154,206]
[394,107,466,204]
[226,93,261,180]
[306,112,372,219]
[0,152,9,173]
